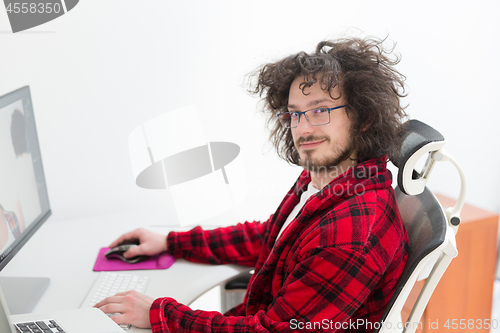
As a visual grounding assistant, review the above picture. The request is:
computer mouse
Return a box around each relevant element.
[104,239,150,264]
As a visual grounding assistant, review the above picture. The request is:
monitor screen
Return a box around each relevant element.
[0,86,51,271]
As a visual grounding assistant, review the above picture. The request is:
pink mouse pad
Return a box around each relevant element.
[93,247,175,272]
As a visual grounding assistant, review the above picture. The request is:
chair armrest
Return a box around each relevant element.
[224,271,252,290]
[220,269,253,313]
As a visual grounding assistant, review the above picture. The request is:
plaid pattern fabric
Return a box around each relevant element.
[151,156,409,332]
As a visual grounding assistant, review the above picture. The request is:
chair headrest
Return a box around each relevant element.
[392,120,445,196]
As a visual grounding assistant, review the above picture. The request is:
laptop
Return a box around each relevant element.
[0,284,125,333]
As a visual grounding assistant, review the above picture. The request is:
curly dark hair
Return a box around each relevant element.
[249,36,408,165]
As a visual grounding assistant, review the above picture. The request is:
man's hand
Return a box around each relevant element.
[109,228,168,259]
[94,290,154,328]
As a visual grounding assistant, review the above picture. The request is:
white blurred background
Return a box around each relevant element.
[0,0,499,227]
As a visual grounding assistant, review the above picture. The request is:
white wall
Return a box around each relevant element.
[1,0,499,226]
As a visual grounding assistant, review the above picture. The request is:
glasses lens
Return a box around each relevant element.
[306,108,330,126]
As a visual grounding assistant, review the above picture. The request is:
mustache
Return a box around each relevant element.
[296,135,330,145]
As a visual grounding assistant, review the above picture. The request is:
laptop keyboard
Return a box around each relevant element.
[15,320,64,333]
[82,272,149,330]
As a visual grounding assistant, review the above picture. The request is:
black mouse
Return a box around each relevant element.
[105,239,150,264]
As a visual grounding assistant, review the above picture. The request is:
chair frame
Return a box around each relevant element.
[377,120,466,333]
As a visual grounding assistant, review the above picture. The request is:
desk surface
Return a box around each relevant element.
[0,211,247,333]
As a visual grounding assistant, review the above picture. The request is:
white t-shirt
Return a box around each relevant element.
[276,182,320,241]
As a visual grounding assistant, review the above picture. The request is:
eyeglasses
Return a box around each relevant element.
[277,105,347,128]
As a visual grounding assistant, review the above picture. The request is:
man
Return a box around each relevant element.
[96,36,409,332]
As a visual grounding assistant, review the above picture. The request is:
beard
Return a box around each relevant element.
[296,135,355,174]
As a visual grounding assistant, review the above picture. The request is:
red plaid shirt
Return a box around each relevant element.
[150,156,409,332]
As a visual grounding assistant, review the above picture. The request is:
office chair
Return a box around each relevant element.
[220,120,466,333]
[375,119,465,333]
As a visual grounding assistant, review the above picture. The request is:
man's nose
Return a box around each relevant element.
[295,114,315,135]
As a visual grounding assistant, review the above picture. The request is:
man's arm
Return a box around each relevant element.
[149,246,384,333]
[167,220,268,267]
[108,218,269,265]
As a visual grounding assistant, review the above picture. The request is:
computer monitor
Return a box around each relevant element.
[0,86,52,314]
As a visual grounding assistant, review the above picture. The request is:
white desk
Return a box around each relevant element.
[0,211,248,332]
